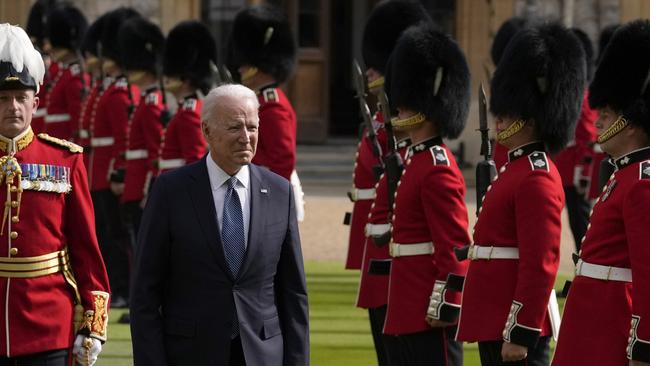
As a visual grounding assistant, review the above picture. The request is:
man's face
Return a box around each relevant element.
[366,67,383,95]
[203,96,259,173]
[0,89,38,138]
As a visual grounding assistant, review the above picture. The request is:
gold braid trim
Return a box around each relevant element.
[89,291,109,341]
[368,76,384,90]
[391,112,426,130]
[241,67,258,82]
[0,128,34,153]
[497,119,526,142]
[597,116,629,144]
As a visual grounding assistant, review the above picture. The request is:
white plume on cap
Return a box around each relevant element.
[0,23,45,91]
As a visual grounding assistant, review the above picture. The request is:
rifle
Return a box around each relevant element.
[373,91,404,246]
[353,60,384,180]
[475,83,497,216]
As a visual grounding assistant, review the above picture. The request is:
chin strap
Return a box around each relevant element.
[497,119,526,142]
[391,112,426,130]
[240,67,258,82]
[597,115,629,144]
[368,76,384,90]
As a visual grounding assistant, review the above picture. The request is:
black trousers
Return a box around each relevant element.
[478,336,550,366]
[564,187,590,252]
[368,305,401,366]
[92,189,130,300]
[0,349,68,366]
[121,200,143,251]
[229,336,246,366]
[386,326,462,366]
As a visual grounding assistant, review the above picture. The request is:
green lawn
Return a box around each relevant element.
[98,261,568,365]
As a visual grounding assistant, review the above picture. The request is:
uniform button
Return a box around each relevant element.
[10,186,17,193]
[10,231,18,239]
[9,248,18,256]
[11,216,18,223]
[10,201,18,208]
[406,159,412,164]
[487,185,492,191]
[500,166,506,173]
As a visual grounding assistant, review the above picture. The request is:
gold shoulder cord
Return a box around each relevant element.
[496,119,526,142]
[0,154,22,235]
[597,116,629,144]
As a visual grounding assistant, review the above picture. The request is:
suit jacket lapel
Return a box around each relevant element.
[187,156,233,280]
[239,164,268,279]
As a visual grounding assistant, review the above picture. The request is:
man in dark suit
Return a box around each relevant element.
[130,83,309,366]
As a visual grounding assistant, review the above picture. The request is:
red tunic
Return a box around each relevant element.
[157,96,206,175]
[32,62,60,134]
[356,138,410,309]
[552,147,650,365]
[89,76,140,191]
[346,113,388,270]
[122,88,164,203]
[252,86,297,180]
[43,63,89,141]
[0,128,110,357]
[553,91,598,189]
[77,80,101,168]
[457,142,563,348]
[383,137,470,335]
[494,142,508,171]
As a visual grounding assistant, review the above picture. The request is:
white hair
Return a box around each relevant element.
[202,84,259,124]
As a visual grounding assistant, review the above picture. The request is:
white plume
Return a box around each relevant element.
[0,23,45,91]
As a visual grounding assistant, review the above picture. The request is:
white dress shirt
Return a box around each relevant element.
[206,154,251,248]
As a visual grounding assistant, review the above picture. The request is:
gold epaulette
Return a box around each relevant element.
[37,133,84,153]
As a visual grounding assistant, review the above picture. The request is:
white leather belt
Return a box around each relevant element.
[125,149,148,160]
[390,242,434,258]
[349,188,375,201]
[576,259,632,282]
[34,108,47,118]
[44,113,71,123]
[91,137,115,147]
[365,223,391,237]
[78,129,89,139]
[468,245,519,260]
[158,158,186,169]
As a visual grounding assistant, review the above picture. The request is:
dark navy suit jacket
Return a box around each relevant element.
[130,158,309,365]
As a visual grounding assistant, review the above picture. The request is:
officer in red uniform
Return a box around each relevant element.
[155,21,213,176]
[552,20,650,366]
[552,28,598,252]
[89,8,141,309]
[455,23,586,366]
[25,0,60,134]
[382,23,471,366]
[42,4,89,141]
[342,0,430,272]
[0,23,109,366]
[229,4,308,222]
[118,18,165,240]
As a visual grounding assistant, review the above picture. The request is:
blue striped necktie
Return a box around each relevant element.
[222,176,245,337]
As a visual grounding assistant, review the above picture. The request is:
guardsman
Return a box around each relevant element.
[155,21,213,176]
[42,4,89,141]
[0,23,109,366]
[552,20,650,366]
[357,131,410,366]
[89,7,141,310]
[77,13,108,167]
[489,17,530,171]
[456,23,586,365]
[25,0,60,134]
[382,23,471,366]
[552,28,598,252]
[229,4,306,221]
[342,0,431,272]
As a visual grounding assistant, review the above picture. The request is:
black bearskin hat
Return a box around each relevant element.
[589,20,650,137]
[163,21,217,94]
[385,23,471,139]
[490,23,586,152]
[81,12,107,57]
[229,4,296,83]
[46,4,87,51]
[362,0,432,75]
[597,24,619,63]
[26,0,59,50]
[491,17,529,65]
[118,18,164,75]
[571,28,594,81]
[100,7,141,65]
